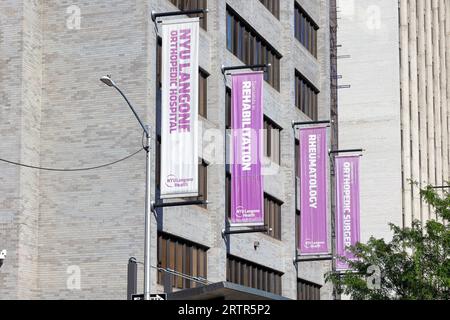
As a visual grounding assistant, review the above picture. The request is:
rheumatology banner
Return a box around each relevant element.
[231,72,264,226]
[335,156,361,271]
[161,18,199,199]
[299,126,329,255]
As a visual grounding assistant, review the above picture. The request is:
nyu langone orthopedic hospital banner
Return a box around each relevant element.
[161,18,199,199]
[231,72,264,226]
[335,156,361,271]
[299,126,329,254]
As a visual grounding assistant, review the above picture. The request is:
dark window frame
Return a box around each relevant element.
[157,232,208,290]
[227,255,283,295]
[294,2,319,57]
[297,278,321,300]
[226,6,282,91]
[295,70,319,120]
[199,68,209,119]
[185,158,208,208]
[259,0,280,19]
[263,116,282,165]
[264,193,283,240]
[169,0,208,30]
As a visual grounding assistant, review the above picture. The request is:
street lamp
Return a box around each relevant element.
[100,75,152,301]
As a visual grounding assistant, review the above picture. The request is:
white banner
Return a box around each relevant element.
[161,18,199,199]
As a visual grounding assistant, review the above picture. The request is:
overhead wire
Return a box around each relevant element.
[0,148,144,172]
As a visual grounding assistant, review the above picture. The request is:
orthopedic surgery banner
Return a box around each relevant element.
[335,156,361,271]
[231,72,264,226]
[299,126,329,254]
[161,18,199,199]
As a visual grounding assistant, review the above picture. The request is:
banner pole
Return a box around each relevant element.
[330,152,338,300]
[144,126,152,301]
[293,126,299,299]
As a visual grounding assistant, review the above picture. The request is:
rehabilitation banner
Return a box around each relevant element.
[231,72,264,226]
[161,18,199,199]
[335,156,361,270]
[299,126,329,254]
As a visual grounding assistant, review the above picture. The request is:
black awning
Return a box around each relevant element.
[166,282,290,300]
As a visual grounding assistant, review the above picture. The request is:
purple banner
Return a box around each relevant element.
[335,156,361,270]
[299,126,329,254]
[231,72,264,226]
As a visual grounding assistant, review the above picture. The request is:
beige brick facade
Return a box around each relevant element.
[0,0,334,300]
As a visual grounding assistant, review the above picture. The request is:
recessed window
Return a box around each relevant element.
[264,117,282,164]
[297,278,321,300]
[226,6,281,91]
[156,135,161,189]
[264,193,282,240]
[157,232,208,289]
[294,2,318,57]
[199,69,208,119]
[227,255,283,294]
[169,0,208,30]
[197,159,208,208]
[225,87,232,129]
[184,159,208,208]
[259,0,280,19]
[295,70,319,120]
[226,172,231,218]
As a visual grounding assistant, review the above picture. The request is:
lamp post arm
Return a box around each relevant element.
[112,84,149,138]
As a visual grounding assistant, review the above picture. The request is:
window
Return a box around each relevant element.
[199,69,208,118]
[259,0,280,19]
[225,87,232,129]
[157,232,208,289]
[185,159,208,208]
[297,279,321,300]
[226,6,281,91]
[169,0,208,30]
[295,70,319,120]
[156,38,163,89]
[264,117,281,164]
[295,139,300,247]
[226,172,231,218]
[227,255,282,295]
[157,39,208,118]
[198,159,208,207]
[226,88,232,219]
[294,2,318,57]
[264,194,282,240]
[156,135,161,189]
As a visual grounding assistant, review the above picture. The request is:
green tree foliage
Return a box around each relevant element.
[326,186,449,300]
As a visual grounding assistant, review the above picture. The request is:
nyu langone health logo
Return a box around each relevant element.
[165,174,194,188]
[304,240,326,249]
[235,206,260,219]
